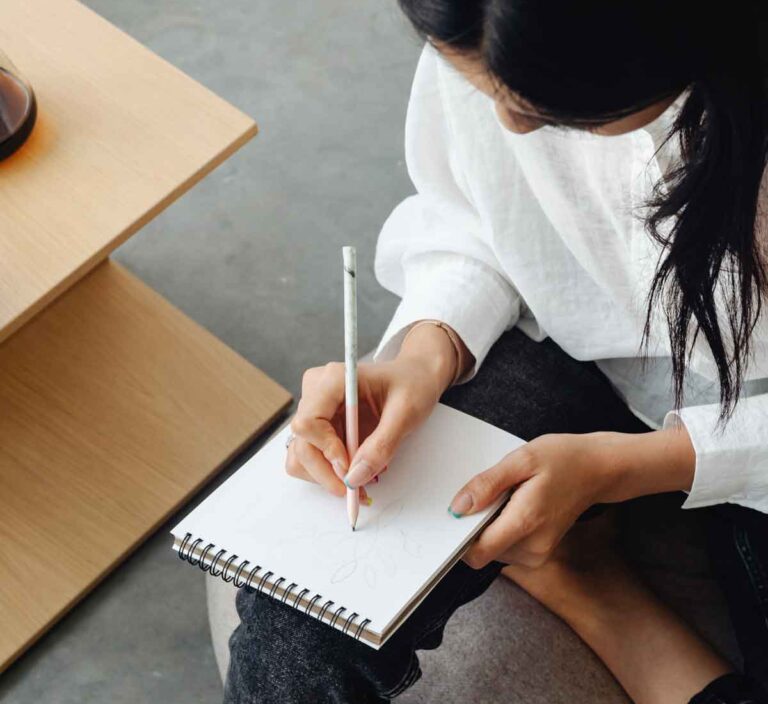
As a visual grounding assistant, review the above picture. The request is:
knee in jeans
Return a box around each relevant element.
[228,587,404,702]
[233,587,352,661]
[236,587,309,637]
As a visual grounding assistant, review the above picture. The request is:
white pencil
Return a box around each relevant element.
[342,246,360,531]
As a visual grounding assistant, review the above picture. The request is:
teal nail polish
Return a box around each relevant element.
[449,492,472,517]
[344,477,354,489]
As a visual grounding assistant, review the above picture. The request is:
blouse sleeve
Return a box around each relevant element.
[663,393,768,513]
[373,44,522,380]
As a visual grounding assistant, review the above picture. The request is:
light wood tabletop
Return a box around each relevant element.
[0,0,257,344]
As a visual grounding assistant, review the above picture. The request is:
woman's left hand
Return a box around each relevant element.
[451,429,696,569]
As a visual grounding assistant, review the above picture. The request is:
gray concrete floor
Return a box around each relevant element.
[0,2,420,701]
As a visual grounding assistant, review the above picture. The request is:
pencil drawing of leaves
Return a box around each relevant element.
[331,558,358,583]
[400,528,423,558]
[281,495,427,588]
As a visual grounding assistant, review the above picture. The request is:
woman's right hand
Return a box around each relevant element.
[286,322,471,496]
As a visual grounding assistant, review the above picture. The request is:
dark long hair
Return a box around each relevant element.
[399,0,768,426]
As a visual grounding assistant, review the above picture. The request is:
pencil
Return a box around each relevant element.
[343,246,360,531]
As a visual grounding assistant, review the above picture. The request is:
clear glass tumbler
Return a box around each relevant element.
[0,49,36,161]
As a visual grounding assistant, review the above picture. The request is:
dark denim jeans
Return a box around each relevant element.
[223,328,768,703]
[690,504,768,703]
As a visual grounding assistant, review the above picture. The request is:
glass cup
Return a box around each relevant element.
[0,49,37,161]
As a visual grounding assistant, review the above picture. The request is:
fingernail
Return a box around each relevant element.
[331,459,347,480]
[344,460,373,488]
[448,492,473,518]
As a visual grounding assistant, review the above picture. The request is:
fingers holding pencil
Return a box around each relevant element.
[289,363,390,495]
[285,434,370,503]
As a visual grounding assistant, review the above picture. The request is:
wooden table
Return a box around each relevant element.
[0,0,291,671]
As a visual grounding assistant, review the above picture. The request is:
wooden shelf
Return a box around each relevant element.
[0,0,257,343]
[0,260,291,671]
[0,0,290,671]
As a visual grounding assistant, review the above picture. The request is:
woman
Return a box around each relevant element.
[225,1,768,702]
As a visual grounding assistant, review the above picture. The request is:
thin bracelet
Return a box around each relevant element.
[400,319,469,387]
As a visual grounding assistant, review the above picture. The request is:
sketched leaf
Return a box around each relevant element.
[330,559,358,583]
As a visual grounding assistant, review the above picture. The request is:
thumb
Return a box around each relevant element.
[344,397,412,488]
[448,448,531,518]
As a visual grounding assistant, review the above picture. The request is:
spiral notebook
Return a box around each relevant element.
[171,403,524,649]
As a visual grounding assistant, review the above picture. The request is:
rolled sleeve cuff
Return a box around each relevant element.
[663,395,768,513]
[373,252,520,382]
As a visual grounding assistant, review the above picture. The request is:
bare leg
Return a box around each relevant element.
[502,512,732,704]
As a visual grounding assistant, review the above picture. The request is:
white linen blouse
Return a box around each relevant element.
[373,44,768,514]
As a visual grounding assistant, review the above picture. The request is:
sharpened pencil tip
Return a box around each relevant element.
[351,525,356,532]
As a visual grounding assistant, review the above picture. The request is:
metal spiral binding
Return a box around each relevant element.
[177,532,371,642]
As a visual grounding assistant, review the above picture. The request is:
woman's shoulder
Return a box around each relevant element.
[412,43,495,118]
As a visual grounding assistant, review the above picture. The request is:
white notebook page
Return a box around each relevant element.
[171,403,524,640]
